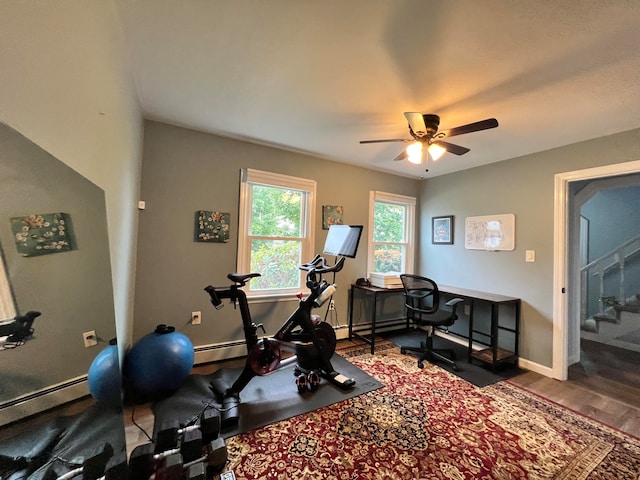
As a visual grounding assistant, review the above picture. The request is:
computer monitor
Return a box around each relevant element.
[322,225,363,258]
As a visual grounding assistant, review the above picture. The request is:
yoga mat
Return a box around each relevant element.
[153,353,383,438]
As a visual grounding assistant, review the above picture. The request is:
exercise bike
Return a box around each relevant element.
[204,254,355,429]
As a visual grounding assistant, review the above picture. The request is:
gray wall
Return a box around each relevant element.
[419,128,640,368]
[134,121,420,344]
[582,185,640,261]
[0,122,116,402]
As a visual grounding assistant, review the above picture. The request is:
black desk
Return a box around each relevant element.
[348,284,407,354]
[348,283,521,366]
[439,285,521,369]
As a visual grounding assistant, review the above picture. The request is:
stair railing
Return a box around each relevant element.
[580,234,640,323]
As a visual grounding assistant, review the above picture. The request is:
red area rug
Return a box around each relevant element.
[224,343,640,479]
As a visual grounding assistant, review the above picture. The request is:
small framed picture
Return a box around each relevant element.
[195,210,230,243]
[432,215,454,245]
[322,205,344,230]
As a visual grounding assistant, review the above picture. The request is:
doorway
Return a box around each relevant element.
[566,175,640,405]
[553,160,640,381]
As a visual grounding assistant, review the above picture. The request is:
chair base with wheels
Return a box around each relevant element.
[399,274,464,371]
[400,322,458,371]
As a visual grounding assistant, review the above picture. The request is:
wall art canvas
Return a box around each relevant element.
[10,212,75,257]
[322,205,344,230]
[195,210,230,243]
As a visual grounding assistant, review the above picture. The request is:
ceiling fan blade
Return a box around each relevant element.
[359,138,411,144]
[404,112,427,137]
[433,140,470,156]
[440,118,499,138]
[394,150,408,161]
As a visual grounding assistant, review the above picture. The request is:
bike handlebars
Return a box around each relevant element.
[299,255,345,274]
[204,285,224,310]
[204,254,343,310]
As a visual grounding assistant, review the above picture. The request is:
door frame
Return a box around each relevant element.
[553,160,640,380]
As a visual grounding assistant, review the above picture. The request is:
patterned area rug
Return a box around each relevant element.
[224,343,640,479]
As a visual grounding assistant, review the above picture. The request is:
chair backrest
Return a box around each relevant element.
[400,274,440,318]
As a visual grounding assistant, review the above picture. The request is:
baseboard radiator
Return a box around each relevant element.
[193,325,352,364]
[0,375,89,427]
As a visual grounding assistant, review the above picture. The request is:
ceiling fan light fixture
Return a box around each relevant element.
[428,143,446,161]
[406,141,423,164]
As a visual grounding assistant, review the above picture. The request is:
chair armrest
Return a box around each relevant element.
[445,297,465,315]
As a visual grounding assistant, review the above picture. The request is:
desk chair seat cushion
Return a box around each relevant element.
[407,306,457,328]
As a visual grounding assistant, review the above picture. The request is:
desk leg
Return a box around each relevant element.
[467,299,475,362]
[370,292,376,354]
[348,287,354,340]
[491,303,499,371]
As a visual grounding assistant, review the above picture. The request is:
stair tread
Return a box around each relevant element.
[614,304,640,313]
[593,313,619,323]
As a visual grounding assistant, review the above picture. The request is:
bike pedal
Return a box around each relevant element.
[295,374,308,394]
[307,371,321,391]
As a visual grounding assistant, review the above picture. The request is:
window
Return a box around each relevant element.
[238,169,316,297]
[368,191,416,275]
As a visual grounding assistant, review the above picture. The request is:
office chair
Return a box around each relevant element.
[399,274,464,371]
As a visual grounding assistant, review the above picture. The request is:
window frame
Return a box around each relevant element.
[367,191,416,276]
[238,168,316,299]
[0,250,17,322]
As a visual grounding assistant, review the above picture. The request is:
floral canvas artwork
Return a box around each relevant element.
[195,210,230,243]
[322,205,344,230]
[10,213,74,257]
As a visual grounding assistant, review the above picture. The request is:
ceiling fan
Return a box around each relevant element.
[360,112,499,165]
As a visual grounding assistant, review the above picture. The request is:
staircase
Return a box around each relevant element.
[580,235,640,351]
[582,292,640,333]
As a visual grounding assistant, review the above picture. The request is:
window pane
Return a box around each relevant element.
[251,185,303,237]
[373,203,404,242]
[373,244,404,273]
[250,239,302,290]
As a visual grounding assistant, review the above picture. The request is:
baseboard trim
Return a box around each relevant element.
[517,357,554,378]
[0,376,89,427]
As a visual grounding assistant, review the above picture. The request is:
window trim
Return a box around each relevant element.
[367,190,416,276]
[238,168,316,299]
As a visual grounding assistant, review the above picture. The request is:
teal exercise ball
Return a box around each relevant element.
[88,341,122,408]
[123,324,194,398]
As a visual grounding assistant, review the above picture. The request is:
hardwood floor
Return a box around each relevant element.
[509,371,640,437]
[510,338,640,438]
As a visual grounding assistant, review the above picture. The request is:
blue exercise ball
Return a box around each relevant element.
[88,341,122,408]
[123,324,194,398]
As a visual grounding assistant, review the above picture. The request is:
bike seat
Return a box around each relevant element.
[227,272,261,284]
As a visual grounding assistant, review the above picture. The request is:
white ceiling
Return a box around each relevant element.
[115,0,640,178]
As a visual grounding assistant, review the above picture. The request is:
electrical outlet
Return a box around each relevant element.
[191,311,202,325]
[329,300,335,311]
[83,330,98,348]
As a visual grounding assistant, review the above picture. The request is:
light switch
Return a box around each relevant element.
[525,250,535,262]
